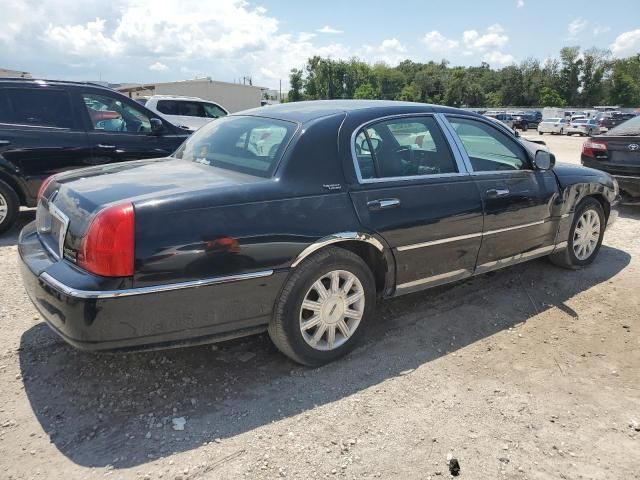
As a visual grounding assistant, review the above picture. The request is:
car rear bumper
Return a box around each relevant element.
[18,221,287,352]
[581,158,640,197]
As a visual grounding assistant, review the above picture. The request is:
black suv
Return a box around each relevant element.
[0,78,189,233]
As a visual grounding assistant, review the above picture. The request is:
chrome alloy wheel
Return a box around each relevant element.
[573,209,601,260]
[0,193,7,224]
[299,270,365,351]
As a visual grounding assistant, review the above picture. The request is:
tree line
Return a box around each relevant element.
[287,47,640,108]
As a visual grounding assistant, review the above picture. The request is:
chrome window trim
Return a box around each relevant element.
[396,218,551,252]
[349,112,470,185]
[39,270,274,300]
[291,232,384,268]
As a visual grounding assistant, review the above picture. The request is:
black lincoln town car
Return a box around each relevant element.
[19,100,620,365]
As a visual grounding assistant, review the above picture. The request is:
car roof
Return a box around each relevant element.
[237,100,476,123]
[149,95,207,101]
[0,77,114,92]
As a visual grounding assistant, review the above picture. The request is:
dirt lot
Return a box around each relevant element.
[1,135,639,480]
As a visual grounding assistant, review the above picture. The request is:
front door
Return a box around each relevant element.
[77,90,184,165]
[444,115,560,273]
[347,114,484,294]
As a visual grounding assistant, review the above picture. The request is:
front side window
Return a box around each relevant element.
[5,88,73,128]
[173,116,296,178]
[202,103,227,118]
[354,116,457,180]
[82,93,151,133]
[448,117,530,172]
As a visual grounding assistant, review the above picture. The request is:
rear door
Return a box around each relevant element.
[444,115,560,273]
[348,114,484,294]
[77,89,186,165]
[0,85,91,205]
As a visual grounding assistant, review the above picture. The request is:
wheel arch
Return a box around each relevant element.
[291,232,395,296]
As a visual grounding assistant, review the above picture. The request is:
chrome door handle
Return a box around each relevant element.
[367,198,401,210]
[486,188,510,198]
[97,144,116,149]
[0,140,11,146]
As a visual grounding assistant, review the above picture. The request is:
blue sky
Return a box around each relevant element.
[1,0,639,89]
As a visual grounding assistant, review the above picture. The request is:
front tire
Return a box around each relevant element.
[269,247,376,366]
[550,197,605,269]
[0,180,19,235]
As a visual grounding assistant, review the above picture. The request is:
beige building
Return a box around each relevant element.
[118,78,265,113]
[0,68,31,78]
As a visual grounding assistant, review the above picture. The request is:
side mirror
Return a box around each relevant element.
[150,117,164,135]
[533,150,555,170]
[513,129,520,137]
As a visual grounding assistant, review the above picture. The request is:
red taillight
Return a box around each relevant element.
[37,175,56,202]
[582,140,608,158]
[78,203,135,277]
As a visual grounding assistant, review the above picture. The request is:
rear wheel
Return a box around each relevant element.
[268,247,376,366]
[550,197,605,269]
[0,180,19,235]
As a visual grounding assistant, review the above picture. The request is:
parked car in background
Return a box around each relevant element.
[537,118,568,135]
[484,112,514,129]
[567,118,599,136]
[512,114,538,131]
[0,78,190,233]
[144,95,228,132]
[599,112,636,133]
[582,114,640,202]
[19,100,619,365]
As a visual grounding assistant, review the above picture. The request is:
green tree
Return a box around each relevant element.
[609,55,640,106]
[539,86,567,107]
[288,68,304,102]
[559,46,582,105]
[396,84,418,102]
[353,83,378,99]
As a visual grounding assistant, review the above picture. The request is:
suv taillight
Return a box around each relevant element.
[78,203,135,277]
[582,140,608,159]
[37,175,56,202]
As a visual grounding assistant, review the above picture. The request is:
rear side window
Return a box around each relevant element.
[4,88,73,128]
[0,90,11,123]
[354,116,457,180]
[157,100,227,119]
[156,100,180,115]
[174,116,296,178]
[448,117,530,172]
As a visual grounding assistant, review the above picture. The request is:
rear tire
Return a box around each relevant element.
[268,247,376,366]
[550,197,605,269]
[0,180,19,235]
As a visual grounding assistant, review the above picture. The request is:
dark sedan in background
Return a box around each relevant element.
[19,100,619,365]
[0,78,189,233]
[582,114,640,202]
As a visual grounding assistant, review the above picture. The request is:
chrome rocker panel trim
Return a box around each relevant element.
[39,270,274,300]
[395,242,568,294]
[291,231,384,268]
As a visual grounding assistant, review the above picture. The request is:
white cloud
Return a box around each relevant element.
[316,25,343,34]
[361,38,407,64]
[482,51,515,66]
[463,24,508,50]
[593,25,611,36]
[516,0,525,7]
[568,17,588,37]
[149,61,168,71]
[610,29,640,57]
[422,31,459,53]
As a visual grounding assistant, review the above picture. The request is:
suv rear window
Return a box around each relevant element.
[173,116,296,178]
[4,88,73,128]
[157,100,227,118]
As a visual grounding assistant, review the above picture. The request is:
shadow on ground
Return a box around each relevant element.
[19,245,631,468]
[0,209,35,247]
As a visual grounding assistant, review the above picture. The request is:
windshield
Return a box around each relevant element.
[607,115,640,136]
[573,120,588,124]
[173,116,297,177]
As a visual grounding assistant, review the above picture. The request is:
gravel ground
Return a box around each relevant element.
[1,135,639,479]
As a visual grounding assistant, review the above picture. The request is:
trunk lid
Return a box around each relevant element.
[37,158,264,261]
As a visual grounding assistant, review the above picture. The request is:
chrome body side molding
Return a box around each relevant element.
[396,268,472,293]
[39,270,274,300]
[291,232,384,268]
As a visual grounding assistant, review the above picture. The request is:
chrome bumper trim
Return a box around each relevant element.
[39,270,274,300]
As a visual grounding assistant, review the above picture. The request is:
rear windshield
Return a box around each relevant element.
[607,115,640,136]
[573,120,587,124]
[173,116,297,177]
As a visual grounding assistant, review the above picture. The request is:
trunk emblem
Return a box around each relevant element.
[628,144,639,151]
